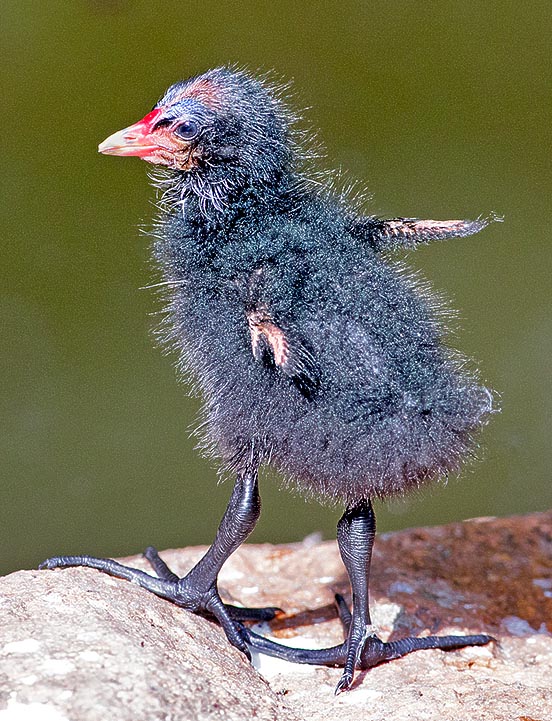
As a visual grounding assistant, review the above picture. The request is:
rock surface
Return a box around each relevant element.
[0,512,551,721]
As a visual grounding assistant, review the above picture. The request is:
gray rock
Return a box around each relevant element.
[1,512,551,721]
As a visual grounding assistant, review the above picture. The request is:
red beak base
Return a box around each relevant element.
[98,109,165,158]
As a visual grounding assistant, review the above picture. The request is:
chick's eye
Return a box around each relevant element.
[174,119,199,140]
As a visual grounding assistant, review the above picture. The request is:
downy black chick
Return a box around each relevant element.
[41,67,496,693]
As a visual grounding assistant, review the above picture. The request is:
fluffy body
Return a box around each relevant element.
[149,69,493,505]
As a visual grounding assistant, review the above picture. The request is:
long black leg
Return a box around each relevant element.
[40,470,279,656]
[243,499,494,692]
[334,499,376,692]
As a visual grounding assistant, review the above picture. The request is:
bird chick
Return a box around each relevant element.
[41,67,496,693]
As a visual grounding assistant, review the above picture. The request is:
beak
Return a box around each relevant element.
[98,108,165,157]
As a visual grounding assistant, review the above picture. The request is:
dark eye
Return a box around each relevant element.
[174,119,199,140]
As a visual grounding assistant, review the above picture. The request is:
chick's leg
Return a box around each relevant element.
[334,498,376,692]
[242,498,493,693]
[40,470,279,657]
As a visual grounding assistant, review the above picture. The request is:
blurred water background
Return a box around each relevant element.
[2,0,550,575]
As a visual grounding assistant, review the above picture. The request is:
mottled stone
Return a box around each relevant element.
[0,512,550,721]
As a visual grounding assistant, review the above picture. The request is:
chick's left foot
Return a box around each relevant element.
[241,598,494,694]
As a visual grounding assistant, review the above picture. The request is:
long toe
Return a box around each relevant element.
[334,593,352,632]
[143,546,180,582]
[203,595,253,659]
[39,554,193,601]
[358,633,494,669]
[225,604,282,622]
[241,626,348,666]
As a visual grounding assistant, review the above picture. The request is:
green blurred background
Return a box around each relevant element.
[2,1,550,576]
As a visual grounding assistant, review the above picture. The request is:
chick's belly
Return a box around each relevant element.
[208,373,397,494]
[207,362,488,502]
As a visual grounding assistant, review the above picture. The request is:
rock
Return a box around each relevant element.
[0,512,551,721]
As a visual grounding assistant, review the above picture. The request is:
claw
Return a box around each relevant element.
[334,671,353,695]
